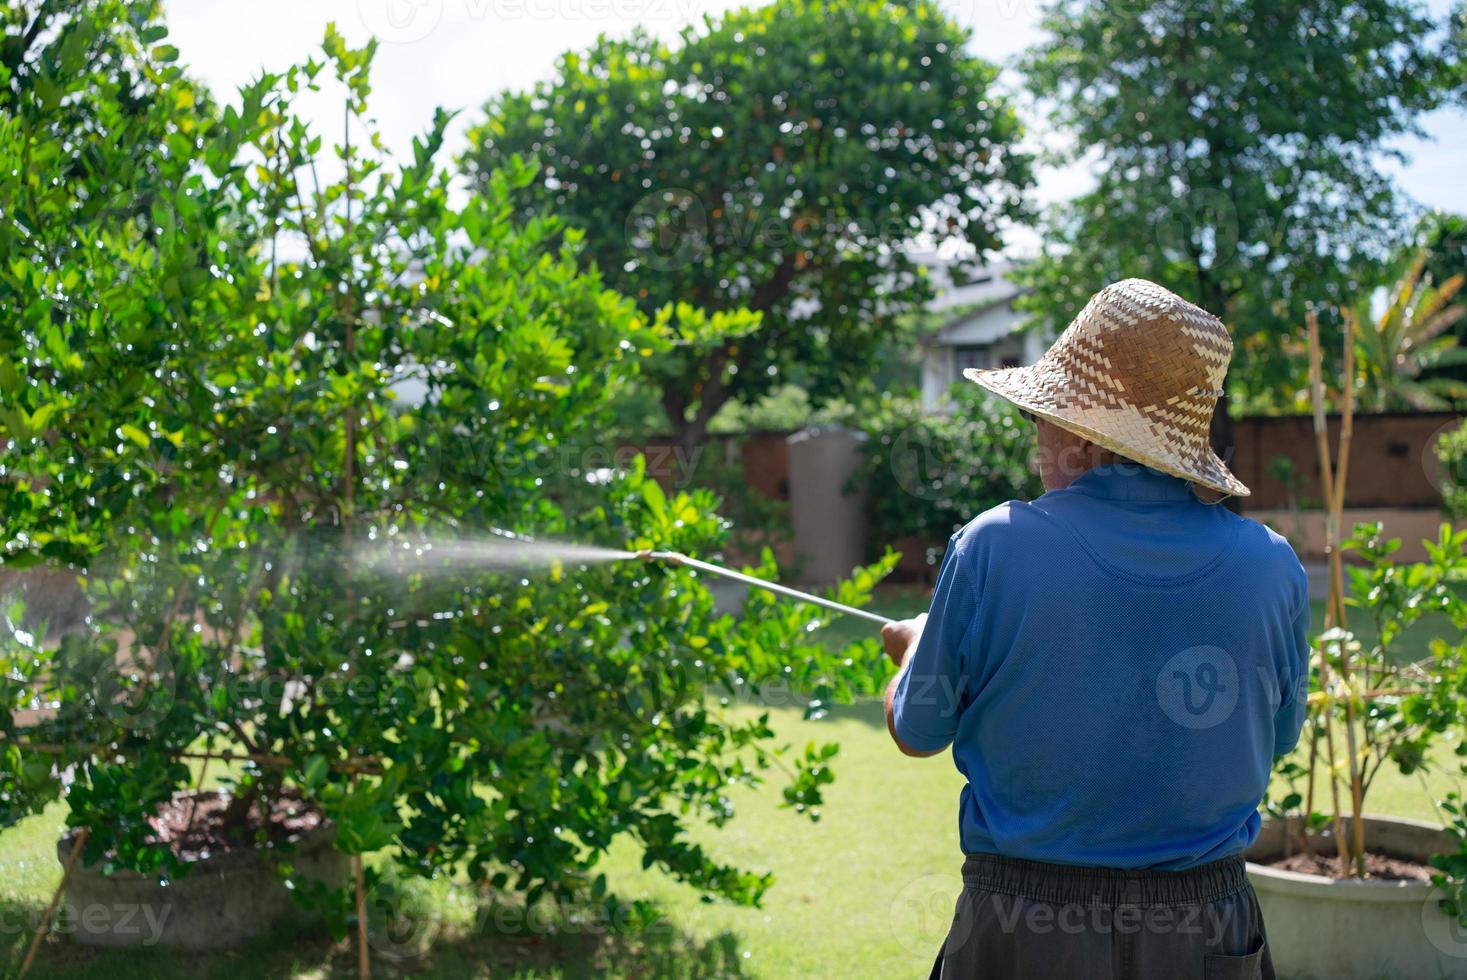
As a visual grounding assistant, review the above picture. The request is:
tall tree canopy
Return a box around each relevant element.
[1419,210,1467,309]
[463,0,1032,450]
[1017,0,1458,414]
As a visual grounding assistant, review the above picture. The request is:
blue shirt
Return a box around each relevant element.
[892,464,1309,870]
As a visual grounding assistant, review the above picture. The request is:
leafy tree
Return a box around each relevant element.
[0,7,894,950]
[853,386,1040,553]
[1351,249,1467,410]
[1017,0,1459,417]
[462,0,1033,453]
[1420,211,1467,284]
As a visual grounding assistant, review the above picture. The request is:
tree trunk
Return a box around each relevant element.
[659,346,736,458]
[669,412,710,471]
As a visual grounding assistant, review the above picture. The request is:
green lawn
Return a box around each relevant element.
[0,587,1455,978]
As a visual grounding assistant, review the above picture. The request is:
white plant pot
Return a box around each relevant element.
[1246,815,1467,980]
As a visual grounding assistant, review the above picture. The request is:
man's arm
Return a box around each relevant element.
[881,615,945,758]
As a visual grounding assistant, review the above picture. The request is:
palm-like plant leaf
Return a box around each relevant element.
[1353,251,1467,410]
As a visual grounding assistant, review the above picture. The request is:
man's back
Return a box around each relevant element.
[893,280,1293,978]
[891,463,1309,870]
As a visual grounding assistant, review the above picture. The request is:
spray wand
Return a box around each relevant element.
[472,528,894,626]
[636,550,894,626]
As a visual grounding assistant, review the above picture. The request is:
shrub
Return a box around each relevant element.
[1438,417,1467,519]
[0,8,893,937]
[853,386,1041,553]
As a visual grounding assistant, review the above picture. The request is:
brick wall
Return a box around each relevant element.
[628,413,1462,578]
[649,414,1461,515]
[1230,412,1461,511]
[633,431,791,499]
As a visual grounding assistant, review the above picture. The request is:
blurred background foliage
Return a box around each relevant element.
[463,0,1035,454]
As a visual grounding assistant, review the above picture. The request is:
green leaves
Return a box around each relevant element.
[0,8,893,922]
[1439,419,1467,520]
[781,741,840,820]
[1432,791,1467,928]
[116,424,150,449]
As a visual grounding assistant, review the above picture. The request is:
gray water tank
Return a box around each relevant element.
[786,426,869,587]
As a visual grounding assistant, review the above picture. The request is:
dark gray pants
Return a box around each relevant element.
[929,854,1273,980]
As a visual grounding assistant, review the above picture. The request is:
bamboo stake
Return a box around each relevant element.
[1306,306,1352,872]
[1334,310,1367,876]
[17,827,89,980]
[355,853,370,980]
[1331,311,1356,615]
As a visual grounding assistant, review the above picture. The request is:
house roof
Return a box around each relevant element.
[907,252,1028,347]
[924,302,1027,347]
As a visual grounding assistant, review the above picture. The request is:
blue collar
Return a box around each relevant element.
[1067,464,1195,502]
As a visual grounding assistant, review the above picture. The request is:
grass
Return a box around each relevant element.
[0,586,1457,978]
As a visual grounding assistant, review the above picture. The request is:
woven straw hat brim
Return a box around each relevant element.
[964,364,1251,498]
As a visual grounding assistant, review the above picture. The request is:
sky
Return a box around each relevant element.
[161,0,1467,255]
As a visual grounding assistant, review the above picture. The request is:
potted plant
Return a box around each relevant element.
[0,10,893,975]
[1248,309,1467,979]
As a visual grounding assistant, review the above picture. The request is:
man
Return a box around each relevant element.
[882,279,1307,980]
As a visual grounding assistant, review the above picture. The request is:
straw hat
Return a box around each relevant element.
[964,278,1249,497]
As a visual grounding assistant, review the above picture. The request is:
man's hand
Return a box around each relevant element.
[881,613,927,667]
[882,612,942,758]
